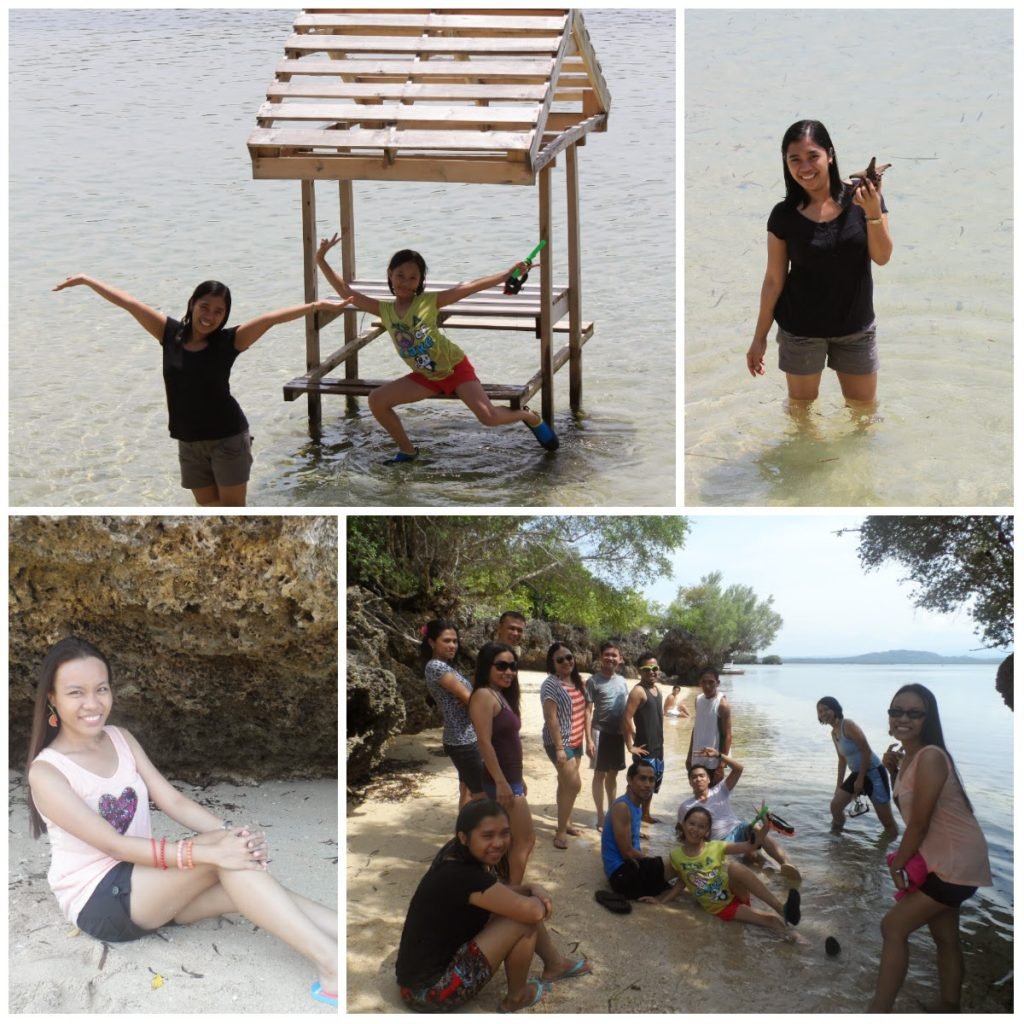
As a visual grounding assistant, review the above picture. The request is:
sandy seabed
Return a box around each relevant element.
[9,775,338,1014]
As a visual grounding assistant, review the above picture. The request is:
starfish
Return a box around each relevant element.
[845,156,891,189]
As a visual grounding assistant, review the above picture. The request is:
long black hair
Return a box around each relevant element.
[168,281,232,366]
[817,696,844,719]
[26,637,112,839]
[420,618,459,665]
[892,683,974,812]
[546,642,585,695]
[780,119,844,208]
[387,250,427,295]
[474,642,521,716]
[433,798,510,880]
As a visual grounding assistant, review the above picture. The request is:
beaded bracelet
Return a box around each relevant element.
[151,837,159,868]
[160,836,168,870]
[185,839,195,870]
[176,839,184,871]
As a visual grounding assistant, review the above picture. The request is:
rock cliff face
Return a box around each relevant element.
[9,516,338,781]
[345,586,710,785]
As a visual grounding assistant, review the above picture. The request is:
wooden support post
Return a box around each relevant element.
[301,178,321,437]
[339,180,358,415]
[538,164,554,425]
[566,143,582,412]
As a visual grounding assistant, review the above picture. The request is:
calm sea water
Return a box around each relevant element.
[684,10,1012,506]
[631,663,1012,1012]
[10,9,675,508]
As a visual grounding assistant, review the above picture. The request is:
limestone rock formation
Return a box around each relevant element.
[9,516,338,781]
[655,627,708,682]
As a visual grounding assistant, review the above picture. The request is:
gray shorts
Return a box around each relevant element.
[777,321,879,376]
[177,430,253,489]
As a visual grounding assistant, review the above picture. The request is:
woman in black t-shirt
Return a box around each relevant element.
[747,120,893,405]
[396,799,591,1013]
[52,275,347,505]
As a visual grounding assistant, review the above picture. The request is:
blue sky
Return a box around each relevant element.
[645,516,1003,659]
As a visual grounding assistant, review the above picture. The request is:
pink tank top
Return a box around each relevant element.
[33,726,152,924]
[894,745,992,887]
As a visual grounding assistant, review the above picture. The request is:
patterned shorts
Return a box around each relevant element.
[399,939,493,1012]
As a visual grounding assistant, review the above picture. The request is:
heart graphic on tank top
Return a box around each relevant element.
[98,787,138,834]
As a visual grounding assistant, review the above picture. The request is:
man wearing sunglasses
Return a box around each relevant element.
[585,642,629,831]
[623,653,666,824]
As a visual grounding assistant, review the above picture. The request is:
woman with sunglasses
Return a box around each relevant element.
[469,643,535,885]
[868,684,992,1013]
[815,696,899,838]
[540,643,587,850]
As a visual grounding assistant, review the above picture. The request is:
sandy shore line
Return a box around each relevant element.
[347,671,836,1015]
[9,774,338,1013]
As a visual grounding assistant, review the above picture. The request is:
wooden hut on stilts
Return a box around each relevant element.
[246,8,610,438]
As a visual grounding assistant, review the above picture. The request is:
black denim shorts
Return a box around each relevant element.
[76,862,154,942]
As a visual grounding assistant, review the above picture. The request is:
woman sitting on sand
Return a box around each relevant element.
[468,643,535,885]
[422,620,485,808]
[816,696,899,838]
[25,637,338,1008]
[396,798,591,1013]
[667,806,801,942]
[868,684,991,1013]
[540,643,587,850]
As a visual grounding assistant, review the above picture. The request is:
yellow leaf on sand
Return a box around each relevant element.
[151,975,164,990]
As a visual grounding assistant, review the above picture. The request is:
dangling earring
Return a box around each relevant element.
[47,703,59,728]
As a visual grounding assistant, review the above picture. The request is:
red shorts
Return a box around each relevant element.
[714,894,751,921]
[405,356,478,395]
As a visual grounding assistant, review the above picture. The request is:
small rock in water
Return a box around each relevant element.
[825,936,841,957]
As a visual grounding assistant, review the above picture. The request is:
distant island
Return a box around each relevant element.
[782,649,1004,665]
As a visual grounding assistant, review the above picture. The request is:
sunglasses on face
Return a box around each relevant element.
[493,661,518,672]
[554,654,574,664]
[639,665,659,673]
[887,708,926,720]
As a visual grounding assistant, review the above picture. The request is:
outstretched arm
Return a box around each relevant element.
[315,234,380,316]
[52,274,166,342]
[436,259,530,309]
[234,297,351,352]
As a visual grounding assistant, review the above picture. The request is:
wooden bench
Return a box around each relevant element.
[283,277,592,408]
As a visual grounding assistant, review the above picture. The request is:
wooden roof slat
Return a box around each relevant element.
[274,57,555,80]
[283,34,560,56]
[295,12,568,34]
[267,81,550,102]
[257,100,540,130]
[248,125,534,154]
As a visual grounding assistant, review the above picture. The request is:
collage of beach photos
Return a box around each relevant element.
[6,5,1015,1018]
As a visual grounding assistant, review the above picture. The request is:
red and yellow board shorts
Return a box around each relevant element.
[405,356,478,395]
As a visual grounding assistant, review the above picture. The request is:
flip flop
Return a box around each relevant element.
[498,978,548,1013]
[383,448,418,464]
[553,836,569,850]
[546,958,592,983]
[565,826,584,837]
[784,888,802,926]
[595,889,631,915]
[780,863,802,883]
[310,981,338,1007]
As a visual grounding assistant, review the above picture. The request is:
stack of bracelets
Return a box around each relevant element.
[149,836,195,870]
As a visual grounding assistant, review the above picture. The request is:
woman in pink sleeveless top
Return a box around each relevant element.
[24,637,338,1008]
[868,683,992,1013]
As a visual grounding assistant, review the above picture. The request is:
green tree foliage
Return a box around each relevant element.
[856,516,1013,650]
[347,516,688,630]
[760,655,783,665]
[662,571,783,665]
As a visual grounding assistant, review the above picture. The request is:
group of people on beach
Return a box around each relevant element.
[398,616,992,1014]
[52,245,554,504]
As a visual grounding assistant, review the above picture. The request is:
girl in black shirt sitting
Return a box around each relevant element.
[396,799,590,1013]
[52,275,347,506]
[747,119,893,406]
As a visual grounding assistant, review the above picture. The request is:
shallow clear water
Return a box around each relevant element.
[638,663,1013,1012]
[684,9,1012,506]
[10,8,675,507]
